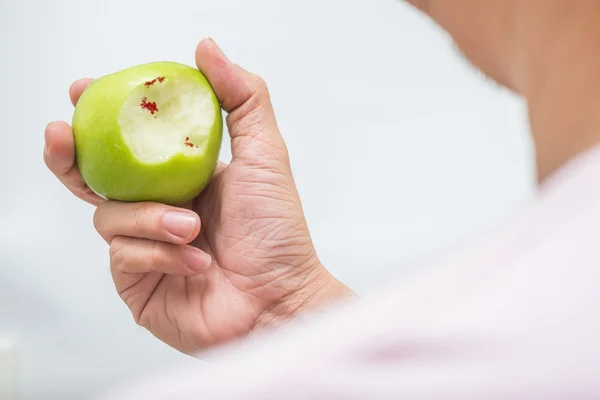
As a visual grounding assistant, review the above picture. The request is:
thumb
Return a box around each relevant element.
[195,38,289,165]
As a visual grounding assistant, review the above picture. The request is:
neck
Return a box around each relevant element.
[412,0,600,182]
[517,2,600,181]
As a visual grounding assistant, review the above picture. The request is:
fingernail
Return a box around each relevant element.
[43,135,52,159]
[182,246,212,272]
[44,123,52,147]
[44,122,57,154]
[163,211,197,239]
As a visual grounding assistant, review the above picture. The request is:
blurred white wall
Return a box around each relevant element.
[0,0,535,399]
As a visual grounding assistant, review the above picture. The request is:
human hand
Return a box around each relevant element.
[44,39,351,354]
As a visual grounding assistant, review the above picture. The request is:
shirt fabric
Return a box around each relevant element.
[98,145,600,400]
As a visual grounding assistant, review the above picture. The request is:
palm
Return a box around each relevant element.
[115,159,319,353]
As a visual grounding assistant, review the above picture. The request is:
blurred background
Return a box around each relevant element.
[0,0,535,398]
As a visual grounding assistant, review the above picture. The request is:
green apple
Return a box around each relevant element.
[72,61,223,206]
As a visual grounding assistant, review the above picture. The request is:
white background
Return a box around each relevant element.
[0,0,535,399]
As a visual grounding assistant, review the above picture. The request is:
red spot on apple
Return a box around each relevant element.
[184,136,198,148]
[145,76,165,87]
[140,97,158,115]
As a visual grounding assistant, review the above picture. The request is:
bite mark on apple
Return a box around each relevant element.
[144,76,166,87]
[140,97,159,115]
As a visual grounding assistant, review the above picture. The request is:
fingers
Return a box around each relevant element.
[98,202,210,276]
[195,39,257,113]
[45,78,101,205]
[110,236,212,276]
[44,121,75,175]
[69,78,94,106]
[44,121,105,206]
[195,39,288,163]
[93,202,201,244]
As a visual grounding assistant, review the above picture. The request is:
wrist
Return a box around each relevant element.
[294,264,355,313]
[253,261,353,331]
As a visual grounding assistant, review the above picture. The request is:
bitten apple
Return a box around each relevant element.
[72,61,223,205]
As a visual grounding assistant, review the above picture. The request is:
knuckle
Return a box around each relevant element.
[109,237,127,271]
[149,241,167,269]
[133,311,145,327]
[132,202,156,233]
[253,75,270,97]
[92,206,105,235]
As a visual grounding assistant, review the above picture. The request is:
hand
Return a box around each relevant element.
[44,39,351,354]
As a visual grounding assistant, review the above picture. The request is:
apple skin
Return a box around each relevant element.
[72,61,223,206]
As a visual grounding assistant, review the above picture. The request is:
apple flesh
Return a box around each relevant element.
[72,61,223,205]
